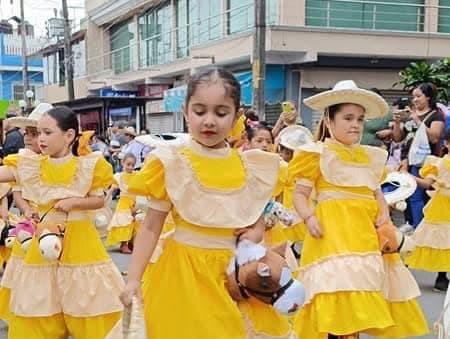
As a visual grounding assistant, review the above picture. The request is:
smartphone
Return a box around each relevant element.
[282,101,292,113]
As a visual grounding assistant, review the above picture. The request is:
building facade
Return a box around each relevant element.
[0,20,44,103]
[46,0,450,132]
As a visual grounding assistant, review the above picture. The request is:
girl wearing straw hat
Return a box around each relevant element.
[289,80,428,339]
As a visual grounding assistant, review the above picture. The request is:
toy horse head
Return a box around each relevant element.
[0,220,16,248]
[226,240,305,315]
[377,221,415,255]
[10,220,35,251]
[35,222,65,261]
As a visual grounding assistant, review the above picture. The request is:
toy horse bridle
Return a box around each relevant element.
[233,259,295,305]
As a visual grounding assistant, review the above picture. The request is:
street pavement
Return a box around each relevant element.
[0,248,446,338]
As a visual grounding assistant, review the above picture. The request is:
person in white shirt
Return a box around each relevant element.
[119,126,150,169]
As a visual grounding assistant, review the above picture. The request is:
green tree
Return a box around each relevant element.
[396,58,450,104]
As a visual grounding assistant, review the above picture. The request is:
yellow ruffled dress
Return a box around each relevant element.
[3,149,124,339]
[128,138,293,339]
[106,172,139,246]
[289,139,396,338]
[0,183,12,268]
[406,155,450,271]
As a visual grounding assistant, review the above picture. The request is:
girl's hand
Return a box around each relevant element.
[234,224,265,243]
[375,210,390,227]
[120,279,142,307]
[305,215,323,238]
[24,207,39,222]
[54,198,78,213]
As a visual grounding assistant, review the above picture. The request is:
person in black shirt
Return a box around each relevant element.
[3,118,24,157]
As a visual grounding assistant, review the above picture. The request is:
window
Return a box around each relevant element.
[140,4,173,67]
[228,0,277,34]
[177,0,189,58]
[306,0,424,32]
[439,0,450,33]
[189,0,221,46]
[13,85,36,101]
[110,20,135,74]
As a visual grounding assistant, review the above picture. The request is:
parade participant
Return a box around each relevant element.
[121,67,297,338]
[405,129,450,292]
[0,106,124,339]
[289,80,427,338]
[106,153,139,253]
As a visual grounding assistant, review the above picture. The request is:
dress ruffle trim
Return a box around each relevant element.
[413,221,450,249]
[57,260,124,317]
[17,150,100,205]
[152,139,280,228]
[382,254,421,302]
[108,211,134,230]
[0,255,23,289]
[10,262,62,317]
[298,253,385,304]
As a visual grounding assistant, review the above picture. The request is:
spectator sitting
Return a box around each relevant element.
[3,114,24,156]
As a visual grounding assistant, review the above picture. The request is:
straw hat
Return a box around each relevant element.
[123,126,137,137]
[304,80,389,119]
[278,125,314,151]
[7,103,53,128]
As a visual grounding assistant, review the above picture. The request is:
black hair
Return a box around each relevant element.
[246,121,274,143]
[414,83,437,110]
[46,106,80,155]
[369,88,382,96]
[186,67,241,113]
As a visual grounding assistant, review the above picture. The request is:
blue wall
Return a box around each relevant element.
[0,33,44,100]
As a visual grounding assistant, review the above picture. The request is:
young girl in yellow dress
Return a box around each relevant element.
[289,80,427,338]
[121,67,298,338]
[106,153,139,253]
[406,129,450,292]
[0,106,124,339]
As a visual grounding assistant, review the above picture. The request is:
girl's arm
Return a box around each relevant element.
[293,184,322,238]
[54,196,105,212]
[415,176,434,190]
[13,191,37,220]
[0,197,8,221]
[374,188,390,226]
[0,167,15,183]
[104,185,118,204]
[121,208,167,305]
[234,216,266,243]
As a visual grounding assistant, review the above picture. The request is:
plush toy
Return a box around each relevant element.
[376,221,415,255]
[10,220,35,251]
[263,200,295,228]
[226,239,305,316]
[35,222,65,261]
[381,171,417,212]
[0,220,16,248]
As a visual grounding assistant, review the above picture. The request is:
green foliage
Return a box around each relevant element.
[396,58,450,104]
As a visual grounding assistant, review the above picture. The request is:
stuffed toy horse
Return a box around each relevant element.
[0,220,16,248]
[263,200,295,227]
[9,220,35,251]
[376,221,415,255]
[35,222,66,261]
[226,239,305,316]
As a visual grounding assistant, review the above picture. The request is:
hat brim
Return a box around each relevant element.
[304,88,389,119]
[6,117,38,129]
[381,172,417,204]
[278,125,314,151]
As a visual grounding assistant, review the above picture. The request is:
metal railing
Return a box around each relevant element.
[306,0,429,32]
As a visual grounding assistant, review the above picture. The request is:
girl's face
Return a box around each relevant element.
[279,146,294,162]
[327,104,365,145]
[122,157,136,173]
[184,83,237,148]
[24,127,40,154]
[248,129,273,152]
[37,114,76,157]
[412,88,430,111]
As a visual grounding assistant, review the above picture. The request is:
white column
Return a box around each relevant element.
[278,0,305,26]
[425,0,439,33]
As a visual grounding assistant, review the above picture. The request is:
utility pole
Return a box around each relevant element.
[252,0,266,121]
[62,0,74,101]
[19,0,29,111]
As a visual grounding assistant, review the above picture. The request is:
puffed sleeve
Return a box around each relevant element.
[89,157,113,196]
[288,151,321,188]
[273,161,288,198]
[419,156,439,180]
[127,156,172,212]
[3,154,19,182]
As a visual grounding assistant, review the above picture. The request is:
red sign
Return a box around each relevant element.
[138,84,170,98]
